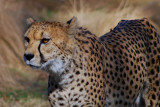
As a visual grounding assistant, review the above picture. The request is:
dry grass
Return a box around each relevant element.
[0,0,25,90]
[51,0,144,36]
[0,97,49,107]
[0,67,49,106]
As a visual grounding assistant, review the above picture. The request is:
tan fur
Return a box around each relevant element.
[24,17,160,107]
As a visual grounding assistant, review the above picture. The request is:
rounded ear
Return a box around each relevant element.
[67,16,78,27]
[67,16,78,35]
[26,18,35,27]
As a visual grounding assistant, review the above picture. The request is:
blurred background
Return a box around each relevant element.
[0,0,160,106]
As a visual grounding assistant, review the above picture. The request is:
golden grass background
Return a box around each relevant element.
[0,0,160,106]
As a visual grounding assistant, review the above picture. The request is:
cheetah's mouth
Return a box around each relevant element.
[29,64,41,69]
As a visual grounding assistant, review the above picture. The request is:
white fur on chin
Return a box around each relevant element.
[41,58,64,74]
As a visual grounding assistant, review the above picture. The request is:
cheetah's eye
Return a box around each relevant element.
[41,38,50,44]
[25,37,30,43]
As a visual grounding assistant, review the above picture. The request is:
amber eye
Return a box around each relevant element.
[41,38,50,44]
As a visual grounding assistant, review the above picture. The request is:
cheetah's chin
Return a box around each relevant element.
[40,59,64,74]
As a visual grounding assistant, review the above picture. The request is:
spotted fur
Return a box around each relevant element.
[100,18,160,107]
[24,17,160,107]
[24,17,106,106]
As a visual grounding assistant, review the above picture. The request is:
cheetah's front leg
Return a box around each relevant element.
[49,90,69,107]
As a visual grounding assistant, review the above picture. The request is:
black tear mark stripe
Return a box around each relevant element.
[38,42,46,64]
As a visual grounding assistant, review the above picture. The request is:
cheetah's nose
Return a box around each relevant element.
[24,54,34,61]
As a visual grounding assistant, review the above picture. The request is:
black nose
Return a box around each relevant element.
[24,54,34,61]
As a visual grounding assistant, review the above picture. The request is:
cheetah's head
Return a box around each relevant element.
[24,17,77,74]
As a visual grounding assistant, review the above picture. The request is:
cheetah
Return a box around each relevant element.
[24,17,106,106]
[24,17,160,107]
[99,18,160,107]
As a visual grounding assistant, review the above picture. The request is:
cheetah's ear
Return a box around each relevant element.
[67,16,78,35]
[65,17,78,52]
[26,18,35,27]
